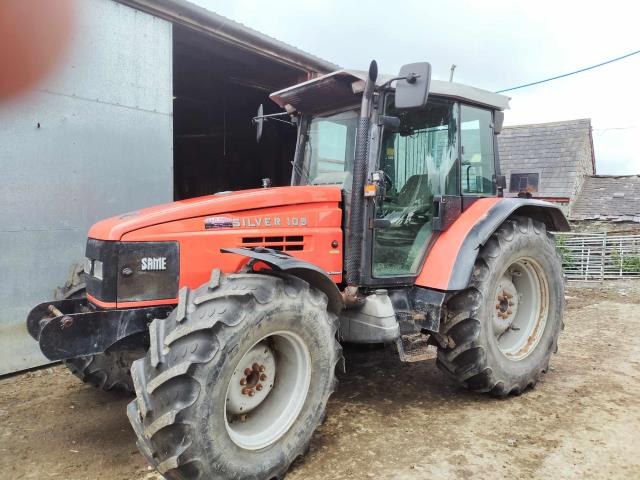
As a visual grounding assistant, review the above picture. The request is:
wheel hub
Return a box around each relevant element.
[227,342,275,415]
[493,276,519,337]
[492,258,549,361]
[224,331,312,450]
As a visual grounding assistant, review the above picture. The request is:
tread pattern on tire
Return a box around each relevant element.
[128,271,340,480]
[436,216,565,397]
[64,353,138,392]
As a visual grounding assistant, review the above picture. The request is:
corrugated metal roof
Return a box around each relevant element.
[118,0,339,74]
[498,118,594,199]
[571,175,640,222]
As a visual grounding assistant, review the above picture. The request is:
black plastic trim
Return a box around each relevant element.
[222,247,344,313]
[117,241,180,302]
[85,239,118,302]
[85,239,179,303]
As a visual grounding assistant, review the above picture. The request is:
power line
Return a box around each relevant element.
[496,49,640,93]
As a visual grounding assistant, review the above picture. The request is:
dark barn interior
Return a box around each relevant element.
[172,25,307,200]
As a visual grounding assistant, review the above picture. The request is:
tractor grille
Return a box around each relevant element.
[240,235,305,252]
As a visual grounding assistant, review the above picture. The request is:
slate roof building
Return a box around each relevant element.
[498,119,595,211]
[570,175,640,229]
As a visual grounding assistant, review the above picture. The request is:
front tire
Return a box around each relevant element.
[128,271,340,479]
[436,216,565,396]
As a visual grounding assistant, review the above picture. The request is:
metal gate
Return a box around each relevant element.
[555,232,640,281]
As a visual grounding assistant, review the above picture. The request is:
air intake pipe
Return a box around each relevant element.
[345,60,377,288]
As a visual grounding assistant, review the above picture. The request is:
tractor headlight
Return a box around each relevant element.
[93,260,103,280]
[84,257,93,276]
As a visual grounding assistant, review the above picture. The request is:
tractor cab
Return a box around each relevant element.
[269,64,510,283]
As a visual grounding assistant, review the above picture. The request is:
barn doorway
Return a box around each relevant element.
[172,25,306,199]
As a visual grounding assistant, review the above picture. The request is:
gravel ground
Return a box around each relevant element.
[1,281,639,480]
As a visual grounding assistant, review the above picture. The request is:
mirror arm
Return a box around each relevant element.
[264,116,295,126]
[378,74,422,90]
[252,111,292,124]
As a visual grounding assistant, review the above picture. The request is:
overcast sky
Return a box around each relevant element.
[193,0,639,175]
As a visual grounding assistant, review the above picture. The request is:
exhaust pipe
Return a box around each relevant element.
[345,60,377,288]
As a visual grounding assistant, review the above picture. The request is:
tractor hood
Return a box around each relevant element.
[89,186,342,241]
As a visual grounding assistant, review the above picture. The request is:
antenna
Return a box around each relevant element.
[449,64,457,82]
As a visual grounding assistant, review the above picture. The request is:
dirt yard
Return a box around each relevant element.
[1,281,639,480]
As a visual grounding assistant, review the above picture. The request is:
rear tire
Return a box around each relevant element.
[64,348,144,393]
[128,271,340,479]
[436,216,565,396]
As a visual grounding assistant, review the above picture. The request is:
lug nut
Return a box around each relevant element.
[507,309,513,315]
[244,368,252,376]
[256,384,263,391]
[252,363,260,372]
[242,388,251,395]
[495,303,501,309]
[240,378,246,386]
[248,389,255,397]
[260,374,267,381]
[509,301,514,306]
[504,291,513,299]
[497,295,505,301]
[259,365,266,372]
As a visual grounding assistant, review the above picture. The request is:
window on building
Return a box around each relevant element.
[509,173,539,193]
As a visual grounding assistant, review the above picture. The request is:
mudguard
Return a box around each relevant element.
[222,247,344,313]
[417,198,570,291]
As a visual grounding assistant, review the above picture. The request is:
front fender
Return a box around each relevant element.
[222,247,344,314]
[416,198,570,291]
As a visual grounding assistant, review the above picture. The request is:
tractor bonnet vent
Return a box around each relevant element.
[241,236,304,252]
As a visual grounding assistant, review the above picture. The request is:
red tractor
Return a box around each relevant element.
[27,61,568,479]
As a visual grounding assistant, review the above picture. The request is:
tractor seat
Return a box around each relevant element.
[380,174,432,221]
[376,174,432,247]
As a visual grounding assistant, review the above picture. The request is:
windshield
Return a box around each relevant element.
[296,109,359,187]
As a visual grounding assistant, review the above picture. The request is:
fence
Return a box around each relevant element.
[555,232,640,281]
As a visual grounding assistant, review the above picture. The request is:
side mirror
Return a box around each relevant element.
[253,104,264,143]
[395,62,431,109]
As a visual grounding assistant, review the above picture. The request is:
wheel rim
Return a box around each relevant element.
[224,331,311,450]
[492,257,549,360]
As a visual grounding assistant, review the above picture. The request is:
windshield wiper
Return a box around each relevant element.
[291,154,311,185]
[291,135,312,184]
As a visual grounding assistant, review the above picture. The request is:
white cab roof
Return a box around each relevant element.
[270,69,510,113]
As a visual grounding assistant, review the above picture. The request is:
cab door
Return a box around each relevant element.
[460,104,497,197]
[371,96,459,279]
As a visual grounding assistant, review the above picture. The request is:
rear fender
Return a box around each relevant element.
[416,198,570,291]
[222,247,344,314]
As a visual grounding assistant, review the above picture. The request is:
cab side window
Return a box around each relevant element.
[460,105,496,195]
